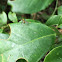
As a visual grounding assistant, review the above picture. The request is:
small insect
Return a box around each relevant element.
[22,19,25,23]
[21,19,28,24]
[21,19,30,24]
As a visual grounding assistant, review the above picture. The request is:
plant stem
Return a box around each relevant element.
[52,0,58,16]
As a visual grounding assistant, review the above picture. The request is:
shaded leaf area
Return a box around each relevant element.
[44,46,62,62]
[50,26,61,36]
[0,0,8,13]
[0,22,55,62]
[16,59,27,62]
[8,0,54,14]
[52,42,62,49]
[46,15,62,26]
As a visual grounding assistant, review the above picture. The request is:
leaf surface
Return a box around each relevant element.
[8,12,18,22]
[0,22,56,62]
[46,15,62,26]
[0,12,7,27]
[8,0,54,14]
[0,33,9,39]
[44,46,62,62]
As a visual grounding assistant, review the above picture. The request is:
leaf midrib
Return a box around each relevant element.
[0,33,55,55]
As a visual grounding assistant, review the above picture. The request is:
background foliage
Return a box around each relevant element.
[0,0,62,62]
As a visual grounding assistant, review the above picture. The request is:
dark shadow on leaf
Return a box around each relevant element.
[16,58,28,62]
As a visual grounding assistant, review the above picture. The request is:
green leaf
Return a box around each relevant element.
[58,35,62,42]
[20,19,41,23]
[0,33,9,39]
[25,19,38,22]
[0,12,7,27]
[26,19,41,23]
[44,46,62,62]
[50,26,61,36]
[58,24,62,29]
[46,15,62,26]
[8,0,54,14]
[52,42,62,49]
[0,29,3,33]
[0,22,56,62]
[58,6,62,15]
[8,12,18,22]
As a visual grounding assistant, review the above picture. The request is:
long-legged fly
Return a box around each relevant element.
[21,19,31,24]
[21,19,28,24]
[22,19,25,23]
